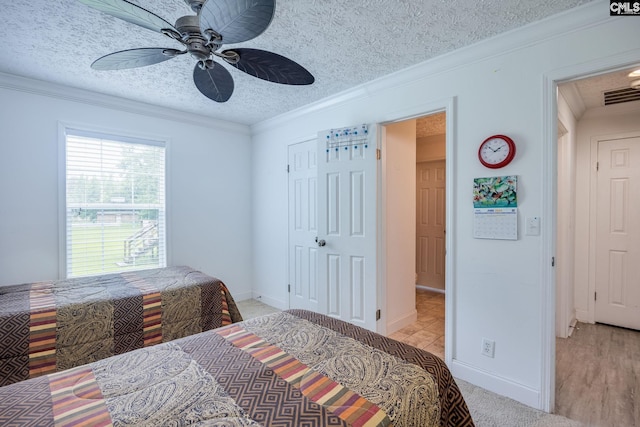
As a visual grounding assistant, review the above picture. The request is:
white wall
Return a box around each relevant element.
[383,120,417,334]
[0,78,253,300]
[556,91,578,338]
[250,2,640,409]
[417,134,445,162]
[573,101,640,323]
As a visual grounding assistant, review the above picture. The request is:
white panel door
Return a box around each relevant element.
[317,126,378,331]
[288,139,319,311]
[416,160,446,290]
[595,136,640,330]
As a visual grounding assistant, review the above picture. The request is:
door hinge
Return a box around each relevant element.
[376,309,381,321]
[376,148,381,160]
[287,164,290,173]
[288,284,291,293]
[594,292,597,301]
[551,257,555,267]
[596,162,599,171]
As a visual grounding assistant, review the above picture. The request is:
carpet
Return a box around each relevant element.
[456,379,584,427]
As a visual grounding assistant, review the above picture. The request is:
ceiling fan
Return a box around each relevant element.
[77,0,315,102]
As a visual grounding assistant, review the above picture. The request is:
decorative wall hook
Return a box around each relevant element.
[325,124,369,152]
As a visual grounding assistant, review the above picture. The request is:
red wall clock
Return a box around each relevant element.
[478,134,516,169]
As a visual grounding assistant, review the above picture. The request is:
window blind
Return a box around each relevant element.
[65,130,166,278]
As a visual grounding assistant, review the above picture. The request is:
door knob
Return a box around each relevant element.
[315,237,326,247]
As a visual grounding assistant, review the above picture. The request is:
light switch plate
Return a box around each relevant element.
[525,217,540,236]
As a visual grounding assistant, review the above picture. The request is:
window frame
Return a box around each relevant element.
[58,123,171,278]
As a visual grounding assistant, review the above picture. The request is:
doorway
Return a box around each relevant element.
[553,65,640,421]
[384,111,448,359]
[557,67,640,331]
[415,112,447,293]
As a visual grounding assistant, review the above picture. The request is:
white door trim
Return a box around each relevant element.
[378,96,457,366]
[555,128,575,339]
[377,125,388,336]
[541,52,640,413]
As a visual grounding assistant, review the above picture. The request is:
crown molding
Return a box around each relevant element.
[558,82,587,120]
[252,0,612,135]
[0,72,250,135]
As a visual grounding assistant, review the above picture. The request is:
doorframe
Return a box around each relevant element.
[378,96,457,365]
[541,52,640,412]
[555,122,574,339]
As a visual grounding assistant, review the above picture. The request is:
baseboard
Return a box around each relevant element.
[575,308,590,323]
[416,285,445,294]
[568,317,578,337]
[451,360,542,410]
[233,291,254,302]
[386,309,418,335]
[251,292,287,310]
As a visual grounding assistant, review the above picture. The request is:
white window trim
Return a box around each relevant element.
[57,121,172,279]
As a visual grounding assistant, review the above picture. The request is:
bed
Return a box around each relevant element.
[0,266,242,387]
[0,309,475,427]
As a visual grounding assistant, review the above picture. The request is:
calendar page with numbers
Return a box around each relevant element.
[473,176,518,240]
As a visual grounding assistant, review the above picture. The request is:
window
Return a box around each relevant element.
[64,129,166,277]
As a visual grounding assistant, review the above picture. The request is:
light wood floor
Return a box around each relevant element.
[556,322,640,427]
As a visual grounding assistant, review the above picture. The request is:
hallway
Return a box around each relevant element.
[555,322,640,426]
[388,287,445,359]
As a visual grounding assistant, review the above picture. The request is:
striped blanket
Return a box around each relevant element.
[0,266,242,387]
[0,310,475,427]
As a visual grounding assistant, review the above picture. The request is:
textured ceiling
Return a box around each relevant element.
[0,0,596,126]
[566,68,640,108]
[416,113,446,138]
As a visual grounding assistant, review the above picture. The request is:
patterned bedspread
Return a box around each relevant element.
[0,266,242,387]
[0,310,475,427]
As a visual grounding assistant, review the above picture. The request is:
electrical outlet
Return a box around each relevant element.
[481,338,495,358]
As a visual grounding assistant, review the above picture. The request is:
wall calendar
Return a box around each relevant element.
[473,176,518,240]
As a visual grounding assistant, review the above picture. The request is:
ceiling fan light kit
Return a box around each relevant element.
[77,0,314,102]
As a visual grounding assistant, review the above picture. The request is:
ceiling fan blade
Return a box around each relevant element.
[76,0,176,33]
[199,0,275,44]
[91,48,183,70]
[193,62,235,102]
[223,48,314,85]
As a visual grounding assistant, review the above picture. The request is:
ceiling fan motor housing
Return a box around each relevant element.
[175,15,211,61]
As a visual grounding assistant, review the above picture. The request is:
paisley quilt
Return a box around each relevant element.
[0,266,242,387]
[0,310,475,427]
